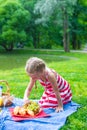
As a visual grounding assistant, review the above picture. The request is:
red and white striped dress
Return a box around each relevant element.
[38,69,72,108]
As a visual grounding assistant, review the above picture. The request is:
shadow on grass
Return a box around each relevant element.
[0,49,78,70]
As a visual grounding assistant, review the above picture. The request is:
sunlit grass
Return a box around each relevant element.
[0,49,87,129]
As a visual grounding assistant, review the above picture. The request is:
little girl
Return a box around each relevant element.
[23,57,72,112]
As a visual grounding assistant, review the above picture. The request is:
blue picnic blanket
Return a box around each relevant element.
[0,98,80,130]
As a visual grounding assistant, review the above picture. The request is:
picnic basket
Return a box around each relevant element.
[0,80,13,107]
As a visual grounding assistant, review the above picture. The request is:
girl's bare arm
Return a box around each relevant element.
[48,71,63,112]
[23,78,35,101]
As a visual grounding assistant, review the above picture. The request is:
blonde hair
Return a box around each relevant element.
[25,57,46,74]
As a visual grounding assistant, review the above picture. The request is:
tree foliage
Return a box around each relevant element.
[34,0,78,52]
[0,0,30,51]
[0,0,87,52]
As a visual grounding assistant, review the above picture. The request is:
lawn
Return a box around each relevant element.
[0,49,87,129]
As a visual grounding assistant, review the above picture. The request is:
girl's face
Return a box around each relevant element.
[28,72,44,80]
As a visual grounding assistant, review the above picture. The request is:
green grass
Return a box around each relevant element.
[0,48,87,129]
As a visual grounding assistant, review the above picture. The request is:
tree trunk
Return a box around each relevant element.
[72,35,81,50]
[32,35,37,48]
[72,33,77,50]
[62,7,70,52]
[32,26,39,48]
[1,43,14,51]
[71,0,81,50]
[37,32,40,48]
[77,40,81,49]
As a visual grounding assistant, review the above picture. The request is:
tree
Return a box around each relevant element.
[70,0,87,49]
[0,0,30,51]
[34,0,77,52]
[20,0,41,48]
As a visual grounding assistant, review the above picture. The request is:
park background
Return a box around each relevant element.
[0,0,87,129]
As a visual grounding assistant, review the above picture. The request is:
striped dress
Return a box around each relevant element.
[38,69,72,108]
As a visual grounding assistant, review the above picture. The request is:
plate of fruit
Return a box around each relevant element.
[9,100,50,121]
[13,101,41,117]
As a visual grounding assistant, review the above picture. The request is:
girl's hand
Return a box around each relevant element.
[23,98,30,105]
[55,106,63,113]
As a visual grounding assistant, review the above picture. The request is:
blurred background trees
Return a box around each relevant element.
[0,0,30,51]
[0,0,87,52]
